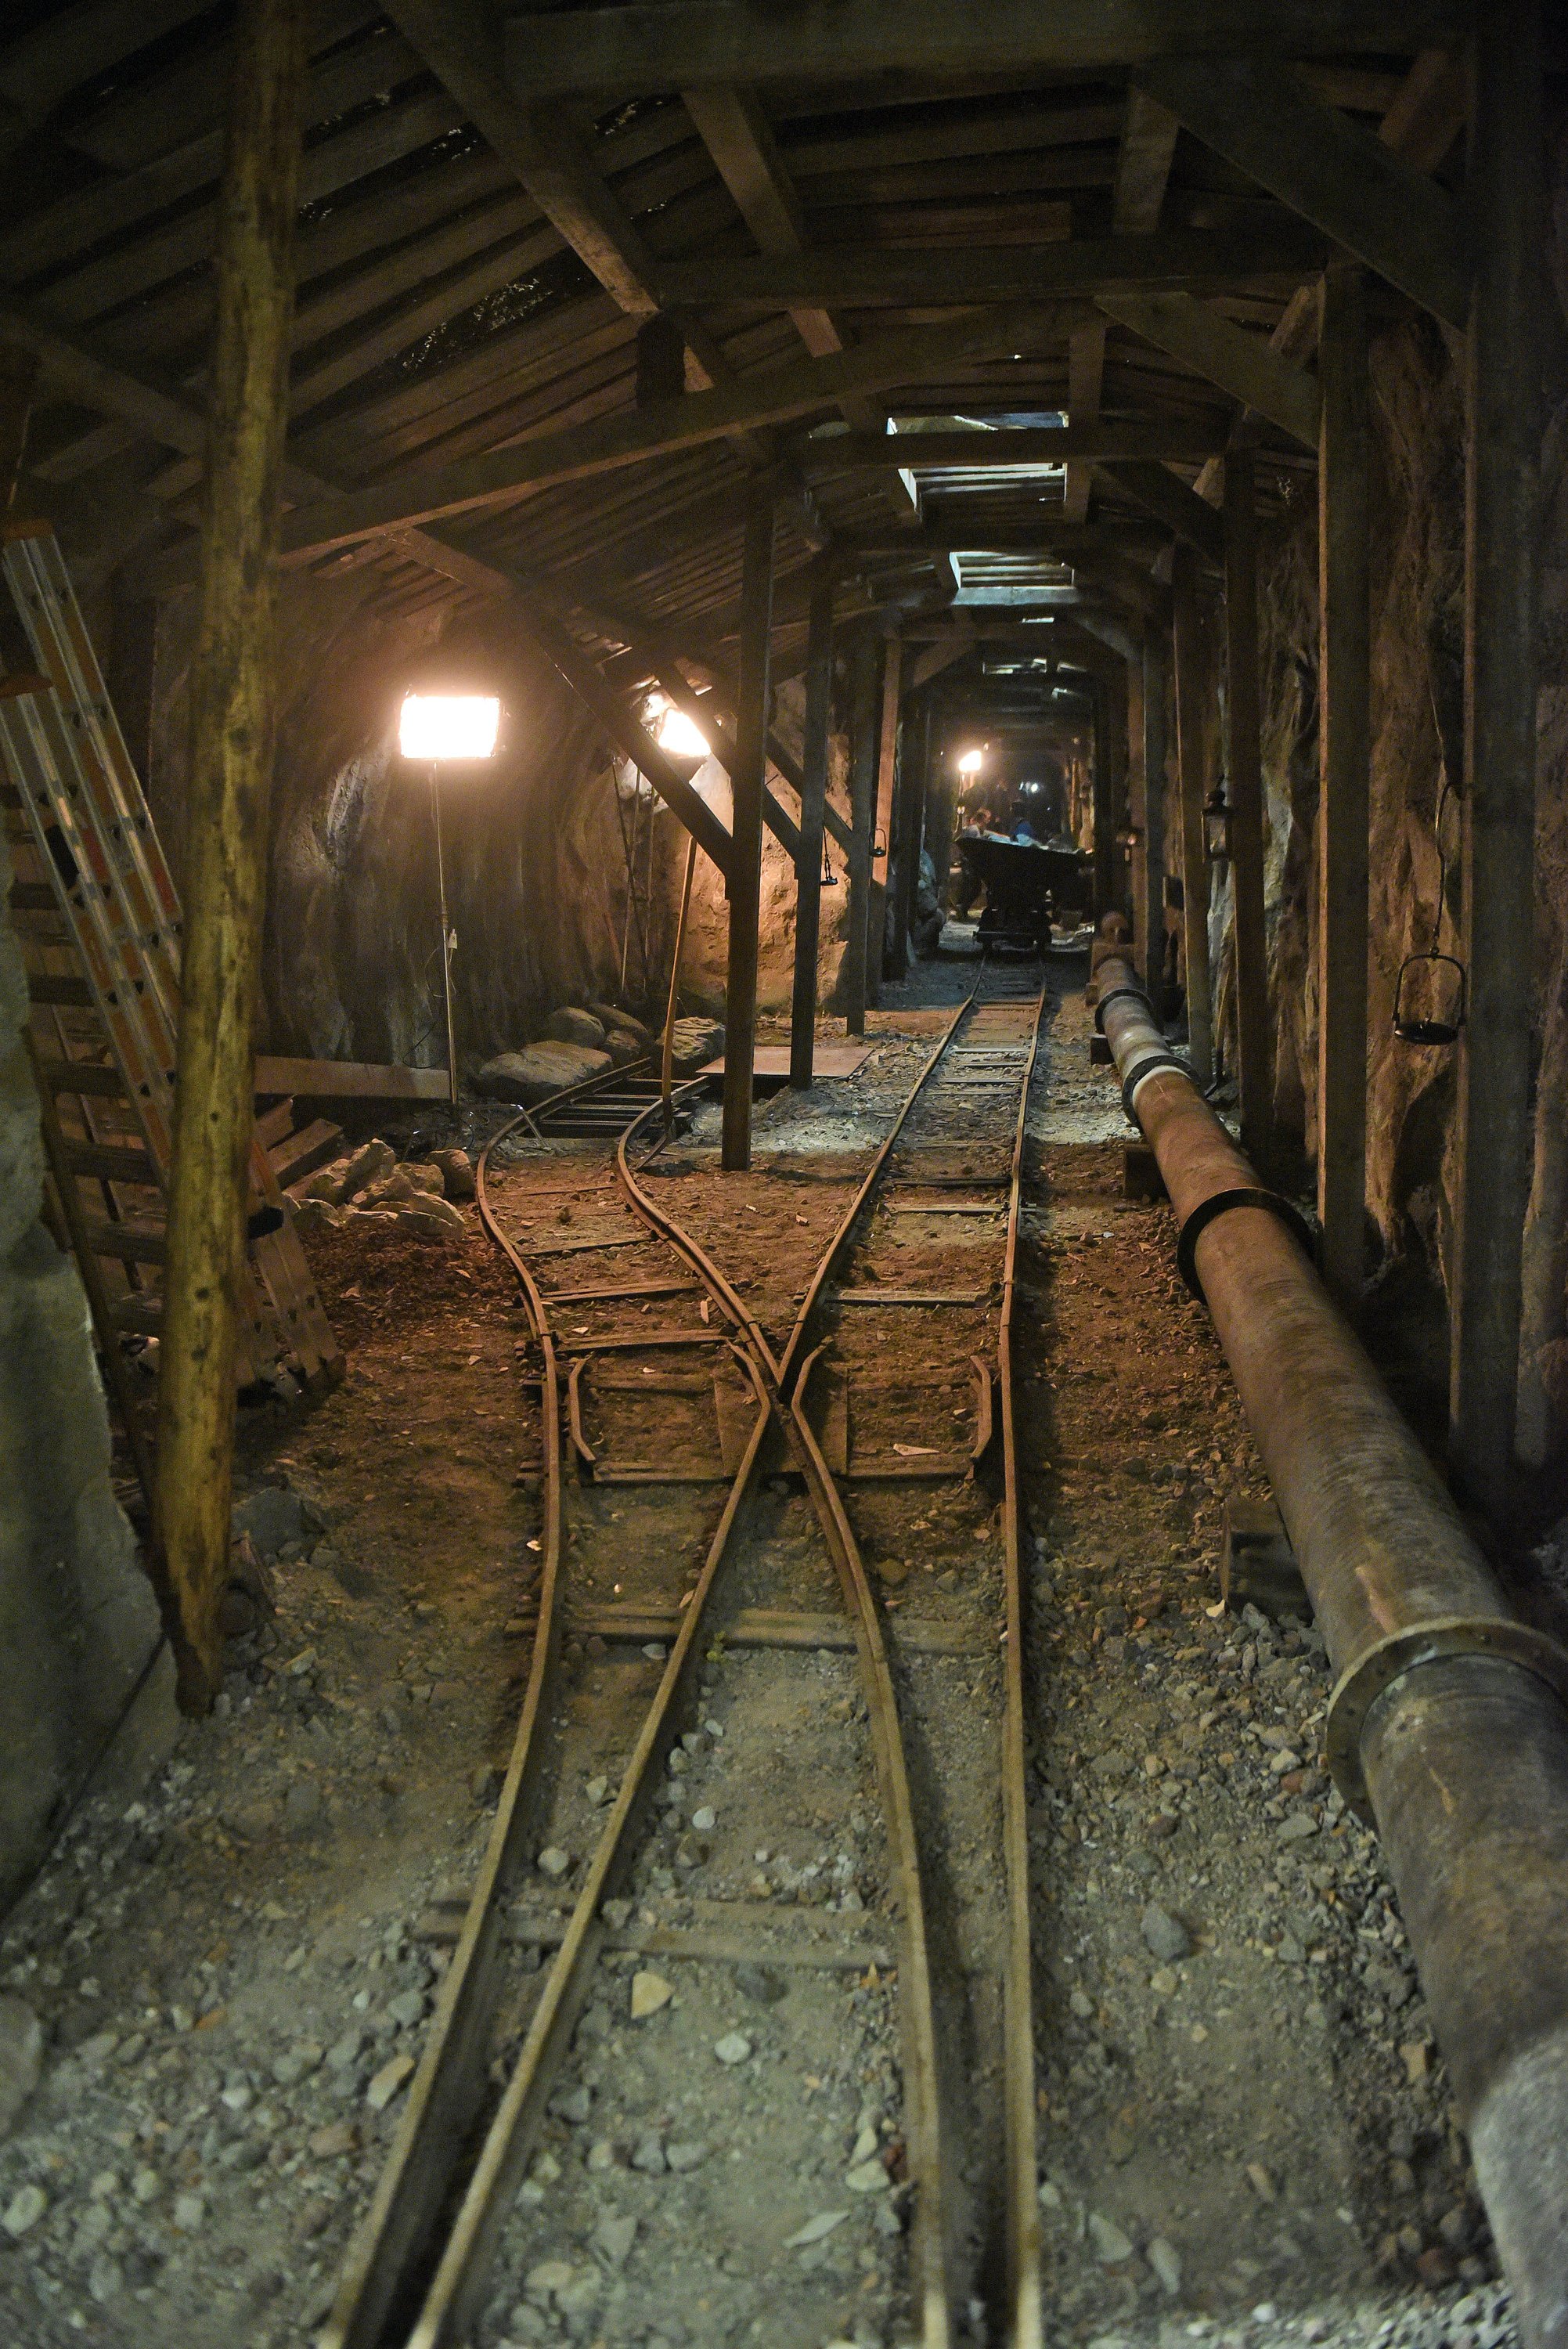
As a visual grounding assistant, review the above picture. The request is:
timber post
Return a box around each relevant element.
[1224,448,1272,1164]
[153,0,308,1713]
[1141,632,1169,1005]
[1316,258,1372,1311]
[720,485,775,1170]
[842,627,881,1038]
[1449,0,1543,1495]
[867,627,902,1002]
[890,685,928,980]
[790,572,834,1090]
[1171,543,1213,1084]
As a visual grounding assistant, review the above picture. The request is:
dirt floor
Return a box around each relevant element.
[0,941,1521,2349]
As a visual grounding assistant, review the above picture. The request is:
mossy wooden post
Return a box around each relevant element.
[154,0,307,1712]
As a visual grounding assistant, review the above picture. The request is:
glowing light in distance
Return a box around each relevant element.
[398,693,501,761]
[654,702,709,760]
[956,747,985,777]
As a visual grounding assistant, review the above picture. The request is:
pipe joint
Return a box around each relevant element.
[1326,1615,1568,1818]
[1094,978,1148,1034]
[1120,1047,1191,1127]
[1174,1185,1314,1300]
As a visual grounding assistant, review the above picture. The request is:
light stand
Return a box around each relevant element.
[397,691,502,1112]
[429,762,458,1109]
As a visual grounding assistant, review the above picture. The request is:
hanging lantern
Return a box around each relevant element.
[1393,951,1466,1047]
[1203,782,1231,861]
[820,839,838,887]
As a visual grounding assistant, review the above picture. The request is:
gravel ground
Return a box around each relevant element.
[0,951,1523,2349]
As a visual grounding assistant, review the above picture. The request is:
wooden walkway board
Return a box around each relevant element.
[700,1044,874,1078]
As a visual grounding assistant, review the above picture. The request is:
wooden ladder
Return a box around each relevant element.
[0,518,343,1459]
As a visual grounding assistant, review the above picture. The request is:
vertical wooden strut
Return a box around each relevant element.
[1126,647,1149,982]
[1141,633,1168,1001]
[790,573,834,1090]
[720,486,774,1171]
[842,629,881,1038]
[1224,449,1272,1163]
[1316,260,1372,1311]
[867,630,902,1001]
[1090,678,1116,919]
[1172,543,1213,1083]
[1450,0,1543,1495]
[154,0,307,1712]
[889,685,928,980]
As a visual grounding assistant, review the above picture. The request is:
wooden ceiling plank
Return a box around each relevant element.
[1096,290,1321,446]
[1131,53,1471,330]
[0,0,213,153]
[1112,88,1181,233]
[500,2,1465,92]
[656,219,1327,305]
[272,301,1065,559]
[1062,319,1105,523]
[797,422,1222,468]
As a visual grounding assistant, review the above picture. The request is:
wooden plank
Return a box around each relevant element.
[1133,54,1471,331]
[1093,459,1224,566]
[797,421,1223,469]
[656,220,1326,306]
[868,633,901,1004]
[1170,544,1213,1085]
[1315,262,1371,1311]
[502,2,1465,92]
[272,303,1059,557]
[1223,452,1272,1164]
[703,1045,871,1079]
[1112,88,1180,234]
[1063,319,1105,524]
[721,489,773,1171]
[1450,0,1543,1495]
[1094,291,1321,449]
[1139,636,1167,998]
[253,1055,452,1099]
[842,630,880,1041]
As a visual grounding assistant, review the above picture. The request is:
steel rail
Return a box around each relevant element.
[322,1058,740,2349]
[619,965,1049,2344]
[330,976,1047,2349]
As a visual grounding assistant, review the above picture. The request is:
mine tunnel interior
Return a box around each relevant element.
[0,7,1566,2349]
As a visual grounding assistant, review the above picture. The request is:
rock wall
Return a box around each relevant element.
[150,579,849,1067]
[1240,119,1568,1467]
[0,829,165,1913]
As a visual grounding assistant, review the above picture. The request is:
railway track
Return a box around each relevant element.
[321,965,1048,2349]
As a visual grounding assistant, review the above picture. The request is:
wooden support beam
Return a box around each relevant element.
[1094,291,1321,449]
[681,85,842,361]
[154,0,307,1716]
[798,422,1224,471]
[842,631,881,1039]
[890,688,928,983]
[1223,451,1272,1163]
[656,220,1327,308]
[1140,635,1169,999]
[869,632,902,1001]
[1094,459,1226,566]
[1090,680,1116,920]
[1062,320,1106,525]
[272,303,1054,559]
[1450,0,1544,1495]
[518,596,734,879]
[1112,87,1181,233]
[1171,544,1213,1084]
[383,0,662,319]
[503,2,1467,94]
[907,629,975,691]
[0,343,37,511]
[1132,53,1472,330]
[1315,262,1371,1310]
[791,576,834,1090]
[721,489,774,1170]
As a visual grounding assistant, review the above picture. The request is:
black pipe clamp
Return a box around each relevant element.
[1174,1185,1316,1301]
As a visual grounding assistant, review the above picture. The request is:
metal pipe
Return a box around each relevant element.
[1097,951,1568,2349]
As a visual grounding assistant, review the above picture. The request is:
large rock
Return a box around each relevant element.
[0,1998,42,2138]
[668,1016,724,1075]
[603,1027,646,1068]
[431,1147,476,1202]
[232,1485,325,1560]
[476,1045,611,1104]
[542,1008,606,1049]
[587,1004,651,1049]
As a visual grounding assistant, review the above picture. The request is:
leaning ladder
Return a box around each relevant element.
[0,518,342,1398]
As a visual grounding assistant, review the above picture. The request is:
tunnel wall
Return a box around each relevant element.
[149,579,850,1065]
[0,829,167,1913]
[1240,113,1568,1463]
